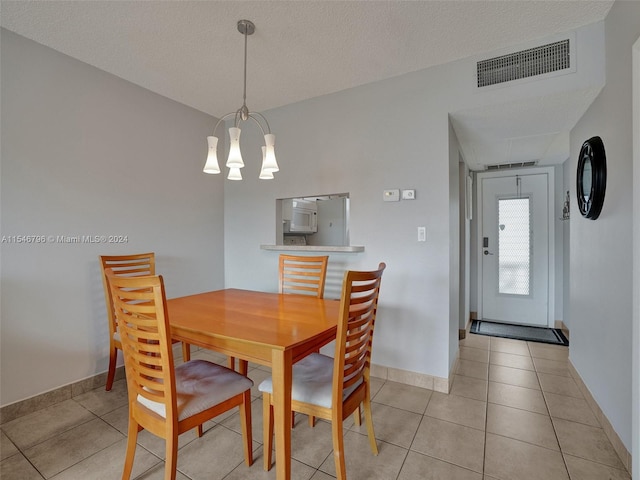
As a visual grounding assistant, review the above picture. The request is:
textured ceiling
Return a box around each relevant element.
[1,0,614,169]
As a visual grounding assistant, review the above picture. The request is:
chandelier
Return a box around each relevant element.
[203,20,279,180]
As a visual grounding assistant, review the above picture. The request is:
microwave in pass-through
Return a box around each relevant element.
[283,199,317,233]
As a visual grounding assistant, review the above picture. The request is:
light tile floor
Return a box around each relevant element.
[0,334,632,480]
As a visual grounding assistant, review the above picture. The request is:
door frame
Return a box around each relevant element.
[475,166,556,328]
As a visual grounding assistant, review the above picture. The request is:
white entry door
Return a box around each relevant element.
[480,172,550,326]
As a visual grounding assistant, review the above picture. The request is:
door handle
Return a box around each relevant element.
[484,250,494,256]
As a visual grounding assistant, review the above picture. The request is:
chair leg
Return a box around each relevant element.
[106,346,118,391]
[262,393,274,471]
[164,432,178,480]
[240,390,254,466]
[196,424,203,437]
[239,359,248,376]
[353,405,362,426]
[331,418,347,480]
[308,414,315,427]
[363,395,378,455]
[122,418,139,480]
[181,342,190,362]
[228,357,248,376]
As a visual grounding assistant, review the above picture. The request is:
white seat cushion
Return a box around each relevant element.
[258,353,362,409]
[137,359,253,421]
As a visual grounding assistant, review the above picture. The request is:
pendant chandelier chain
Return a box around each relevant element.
[240,22,249,121]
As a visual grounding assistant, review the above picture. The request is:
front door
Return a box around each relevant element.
[479,172,550,326]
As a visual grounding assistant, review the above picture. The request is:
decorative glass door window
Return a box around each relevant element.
[498,197,531,295]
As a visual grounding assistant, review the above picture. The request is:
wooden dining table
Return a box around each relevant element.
[166,288,340,480]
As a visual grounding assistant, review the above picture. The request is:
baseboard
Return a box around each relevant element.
[448,356,459,393]
[468,313,477,330]
[0,366,126,425]
[3,356,452,425]
[1,341,188,425]
[370,364,451,393]
[568,359,632,475]
[461,312,477,338]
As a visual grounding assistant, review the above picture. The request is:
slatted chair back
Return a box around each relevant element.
[99,253,156,390]
[108,271,176,420]
[334,263,385,407]
[278,254,329,298]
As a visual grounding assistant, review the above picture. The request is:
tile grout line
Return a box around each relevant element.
[393,384,421,480]
[528,340,584,480]
[481,337,492,477]
[529,342,632,477]
[529,339,573,479]
[2,400,101,461]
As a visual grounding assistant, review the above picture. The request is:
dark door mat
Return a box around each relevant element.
[470,320,569,346]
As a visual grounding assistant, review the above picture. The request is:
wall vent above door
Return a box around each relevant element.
[486,161,538,171]
[477,39,570,88]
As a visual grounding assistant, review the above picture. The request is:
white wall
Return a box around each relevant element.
[568,1,640,451]
[223,72,455,378]
[449,122,461,370]
[0,30,225,406]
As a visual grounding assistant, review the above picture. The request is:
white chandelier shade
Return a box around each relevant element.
[227,166,243,181]
[202,20,279,180]
[203,136,220,174]
[259,146,274,179]
[262,133,279,173]
[226,127,244,169]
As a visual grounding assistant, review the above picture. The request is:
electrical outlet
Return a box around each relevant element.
[418,227,426,242]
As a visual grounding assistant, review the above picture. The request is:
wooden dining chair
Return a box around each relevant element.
[99,253,191,391]
[107,270,254,480]
[232,254,329,379]
[259,262,386,480]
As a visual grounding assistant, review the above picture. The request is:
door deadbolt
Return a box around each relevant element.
[484,250,494,256]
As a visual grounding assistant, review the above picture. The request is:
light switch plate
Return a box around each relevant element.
[383,189,400,202]
[402,189,416,200]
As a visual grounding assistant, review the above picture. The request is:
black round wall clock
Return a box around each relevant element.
[576,136,606,220]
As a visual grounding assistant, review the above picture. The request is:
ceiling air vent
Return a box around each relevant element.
[486,161,538,171]
[477,39,570,88]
